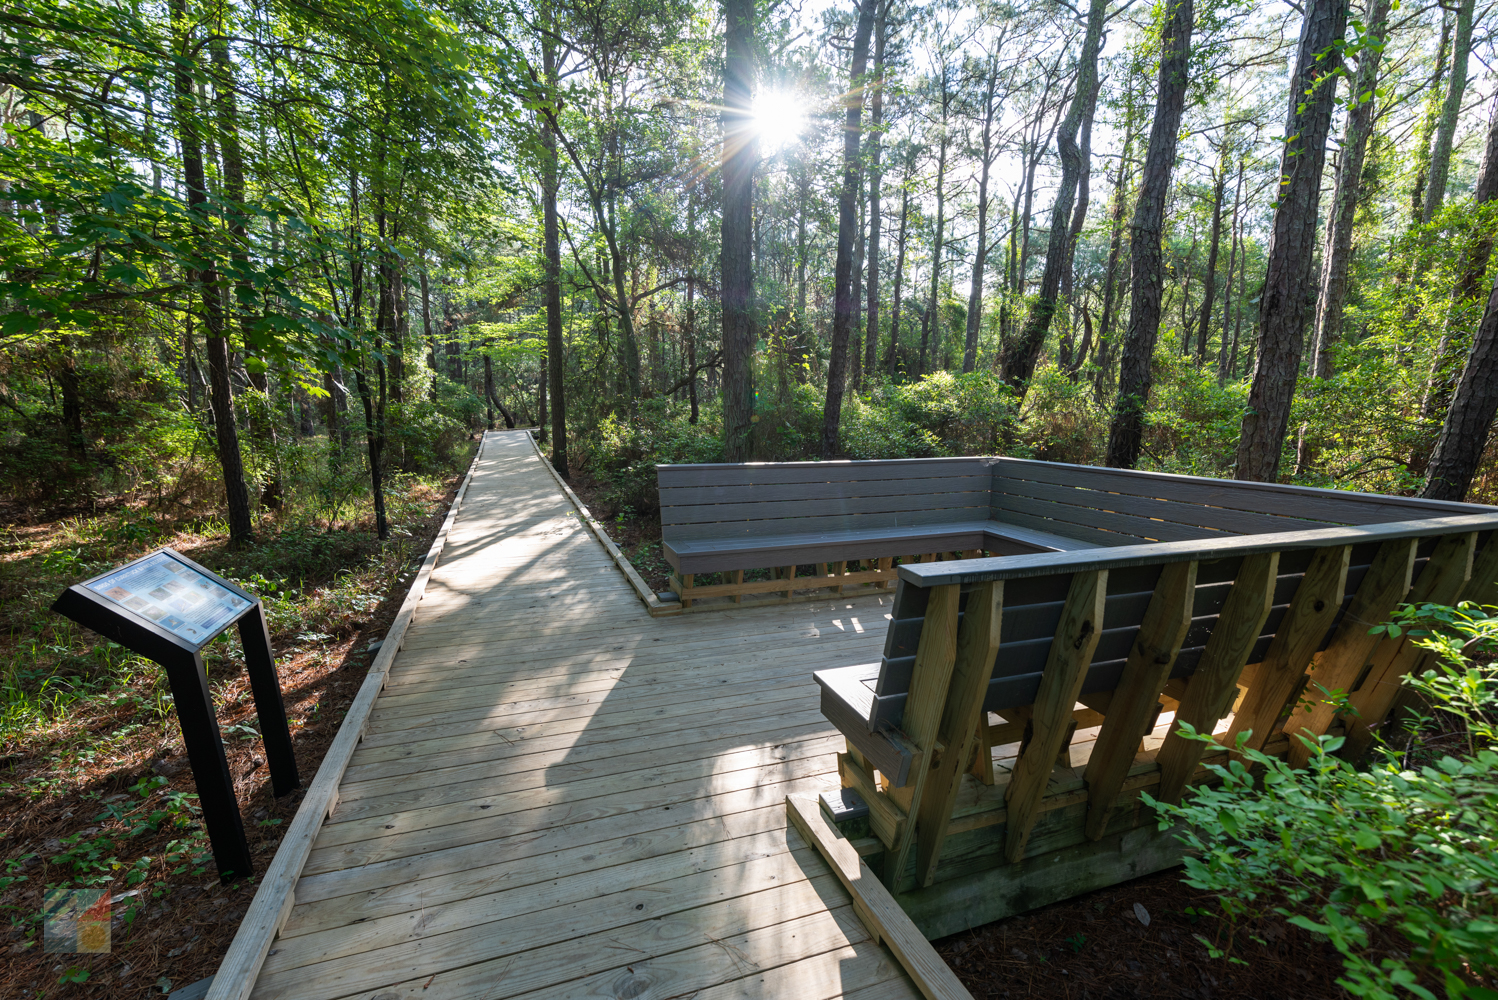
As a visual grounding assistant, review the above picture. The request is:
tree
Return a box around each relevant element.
[171,0,254,545]
[722,0,757,461]
[541,16,568,477]
[1423,0,1475,221]
[1234,0,1346,482]
[1104,0,1194,470]
[1423,280,1498,501]
[1004,0,1107,390]
[821,0,879,458]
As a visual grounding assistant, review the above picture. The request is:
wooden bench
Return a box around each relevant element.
[800,474,1498,939]
[656,455,1493,610]
[657,457,1102,608]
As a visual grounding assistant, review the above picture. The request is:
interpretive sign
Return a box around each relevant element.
[52,548,300,880]
[86,550,254,647]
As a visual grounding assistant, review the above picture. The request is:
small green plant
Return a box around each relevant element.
[1146,601,1498,1000]
[1066,932,1087,952]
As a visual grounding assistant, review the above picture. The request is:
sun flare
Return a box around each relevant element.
[752,90,806,151]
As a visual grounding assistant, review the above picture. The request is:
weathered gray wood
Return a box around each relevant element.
[991,493,1231,543]
[993,457,1491,522]
[668,506,995,542]
[661,489,995,526]
[999,476,1331,536]
[660,475,992,507]
[1155,552,1279,804]
[657,456,990,488]
[898,513,1498,589]
[984,504,1146,547]
[665,525,995,574]
[816,667,916,787]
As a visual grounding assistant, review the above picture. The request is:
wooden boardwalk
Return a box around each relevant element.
[246,430,925,1000]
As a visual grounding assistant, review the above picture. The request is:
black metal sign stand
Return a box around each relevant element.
[52,549,300,881]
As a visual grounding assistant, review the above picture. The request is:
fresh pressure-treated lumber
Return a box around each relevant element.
[1083,560,1196,839]
[1222,544,1351,752]
[1004,569,1107,862]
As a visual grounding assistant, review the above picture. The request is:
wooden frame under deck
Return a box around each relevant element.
[809,511,1498,940]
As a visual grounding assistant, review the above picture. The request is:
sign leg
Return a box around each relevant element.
[237,604,301,797]
[166,651,253,881]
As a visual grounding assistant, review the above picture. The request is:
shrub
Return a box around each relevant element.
[1147,602,1498,1000]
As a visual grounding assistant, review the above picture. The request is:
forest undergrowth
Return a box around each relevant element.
[0,437,474,997]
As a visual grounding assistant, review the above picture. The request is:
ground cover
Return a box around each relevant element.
[0,446,473,997]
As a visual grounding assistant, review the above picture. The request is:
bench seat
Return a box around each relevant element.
[663,518,1099,575]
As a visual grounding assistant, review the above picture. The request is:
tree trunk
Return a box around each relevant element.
[1003,0,1107,389]
[851,191,867,392]
[1219,156,1245,382]
[1311,0,1389,378]
[421,265,438,402]
[542,26,567,475]
[918,128,950,378]
[864,4,888,379]
[794,163,810,382]
[963,59,999,374]
[1235,0,1346,482]
[1104,0,1194,470]
[721,0,757,461]
[1423,277,1498,500]
[1194,162,1226,362]
[821,0,877,458]
[1424,0,1475,222]
[173,0,253,544]
[887,175,911,376]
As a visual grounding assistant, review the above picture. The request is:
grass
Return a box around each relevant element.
[0,434,475,997]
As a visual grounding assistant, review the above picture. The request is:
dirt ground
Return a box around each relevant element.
[0,471,466,998]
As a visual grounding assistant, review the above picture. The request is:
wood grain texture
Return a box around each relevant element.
[205,434,487,1000]
[788,796,975,1000]
[1343,531,1477,759]
[1221,545,1351,752]
[1003,570,1107,862]
[217,431,922,1000]
[1141,553,1281,804]
[1083,561,1197,839]
[899,513,1498,589]
[1282,537,1417,766]
[915,581,1004,887]
[880,584,960,889]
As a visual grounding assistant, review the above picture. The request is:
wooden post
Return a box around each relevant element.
[732,568,744,603]
[1222,545,1351,754]
[879,556,894,589]
[679,573,694,609]
[1155,554,1279,804]
[968,712,995,785]
[781,565,795,600]
[880,583,961,891]
[1282,537,1417,767]
[1004,569,1107,863]
[912,580,1004,888]
[1342,531,1476,759]
[1083,560,1197,840]
[834,560,847,594]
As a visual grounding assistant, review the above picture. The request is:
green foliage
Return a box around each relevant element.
[580,400,724,513]
[1147,603,1498,999]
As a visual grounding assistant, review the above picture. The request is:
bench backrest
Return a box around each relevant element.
[864,517,1498,737]
[990,458,1491,545]
[657,457,994,543]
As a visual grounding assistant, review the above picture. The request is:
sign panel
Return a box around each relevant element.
[84,550,252,648]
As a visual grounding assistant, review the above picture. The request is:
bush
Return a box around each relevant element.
[579,400,724,514]
[1147,602,1498,999]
